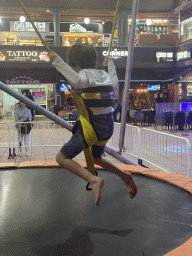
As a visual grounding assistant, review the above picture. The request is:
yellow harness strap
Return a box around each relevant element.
[73,93,108,176]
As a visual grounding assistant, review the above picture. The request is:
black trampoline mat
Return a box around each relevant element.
[0,168,192,256]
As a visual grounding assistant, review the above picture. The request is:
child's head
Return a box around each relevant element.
[67,43,97,69]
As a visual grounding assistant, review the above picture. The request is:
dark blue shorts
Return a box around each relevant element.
[60,112,114,159]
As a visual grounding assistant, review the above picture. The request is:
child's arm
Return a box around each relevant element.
[49,52,87,89]
[105,56,119,98]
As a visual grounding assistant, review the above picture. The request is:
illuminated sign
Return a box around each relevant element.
[0,50,50,62]
[177,51,191,61]
[69,23,87,32]
[147,84,160,91]
[156,52,173,62]
[10,21,49,32]
[102,49,128,59]
[5,76,40,85]
[34,92,44,97]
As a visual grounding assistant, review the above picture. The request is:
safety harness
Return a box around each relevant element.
[72,86,114,190]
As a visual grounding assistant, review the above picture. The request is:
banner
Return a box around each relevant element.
[0,49,50,62]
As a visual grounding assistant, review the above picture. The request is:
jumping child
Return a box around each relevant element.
[49,43,137,206]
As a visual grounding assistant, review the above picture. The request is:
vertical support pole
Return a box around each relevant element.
[123,13,129,46]
[119,0,139,153]
[117,11,124,47]
[50,8,63,46]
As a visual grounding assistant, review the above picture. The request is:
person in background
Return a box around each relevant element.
[27,91,35,120]
[14,101,32,156]
[162,94,168,103]
[155,92,163,103]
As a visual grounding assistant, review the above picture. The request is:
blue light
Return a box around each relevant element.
[156,145,188,153]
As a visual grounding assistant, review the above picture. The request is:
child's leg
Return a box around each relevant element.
[93,156,137,198]
[56,152,104,206]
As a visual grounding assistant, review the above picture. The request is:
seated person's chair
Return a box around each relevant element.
[163,111,174,130]
[146,110,155,126]
[134,110,144,125]
[175,111,186,131]
[69,109,79,121]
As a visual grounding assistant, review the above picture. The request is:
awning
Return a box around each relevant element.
[177,72,192,83]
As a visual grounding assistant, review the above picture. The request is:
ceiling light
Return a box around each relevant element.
[146,19,152,25]
[46,10,50,13]
[20,16,26,22]
[153,20,163,22]
[84,18,90,24]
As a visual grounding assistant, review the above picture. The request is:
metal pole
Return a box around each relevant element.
[105,146,140,166]
[0,81,139,166]
[119,0,139,153]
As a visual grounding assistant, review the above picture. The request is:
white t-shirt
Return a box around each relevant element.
[52,55,119,115]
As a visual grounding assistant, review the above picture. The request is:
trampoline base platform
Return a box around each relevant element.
[0,163,192,256]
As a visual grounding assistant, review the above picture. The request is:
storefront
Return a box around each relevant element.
[0,46,56,117]
[2,83,54,117]
[0,21,105,47]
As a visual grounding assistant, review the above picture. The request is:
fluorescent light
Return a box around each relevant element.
[152,19,168,23]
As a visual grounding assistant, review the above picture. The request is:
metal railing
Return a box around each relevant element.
[0,122,12,158]
[140,128,191,177]
[107,122,141,160]
[0,119,191,177]
[107,122,192,177]
[12,121,76,156]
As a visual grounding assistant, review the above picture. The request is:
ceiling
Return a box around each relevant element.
[0,0,189,22]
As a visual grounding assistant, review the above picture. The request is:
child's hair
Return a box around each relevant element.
[67,42,97,69]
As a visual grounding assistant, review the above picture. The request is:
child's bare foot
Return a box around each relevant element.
[91,177,104,206]
[121,172,137,199]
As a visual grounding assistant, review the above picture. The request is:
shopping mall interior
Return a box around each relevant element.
[0,1,192,256]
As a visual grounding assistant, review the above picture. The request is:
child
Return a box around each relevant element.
[49,43,137,206]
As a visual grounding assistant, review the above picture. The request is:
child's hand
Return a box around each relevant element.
[104,55,112,63]
[48,51,58,62]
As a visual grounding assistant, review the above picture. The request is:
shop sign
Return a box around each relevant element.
[69,23,87,33]
[102,49,128,59]
[177,51,191,61]
[0,49,50,62]
[10,21,49,32]
[5,76,40,85]
[156,52,173,62]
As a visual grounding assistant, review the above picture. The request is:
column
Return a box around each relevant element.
[117,11,124,46]
[50,8,64,46]
[181,82,187,102]
[55,71,61,115]
[123,13,129,46]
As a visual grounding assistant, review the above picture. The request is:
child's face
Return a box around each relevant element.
[19,102,26,108]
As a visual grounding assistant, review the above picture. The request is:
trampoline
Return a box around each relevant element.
[0,162,192,256]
